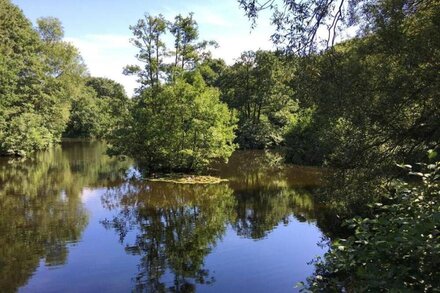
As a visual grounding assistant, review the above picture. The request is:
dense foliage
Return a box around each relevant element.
[282,0,439,169]
[219,50,297,149]
[303,163,440,292]
[0,0,128,155]
[240,0,440,291]
[109,14,236,172]
[110,72,236,172]
[64,77,129,138]
[0,0,72,155]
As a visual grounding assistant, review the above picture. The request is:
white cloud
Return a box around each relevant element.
[213,32,274,64]
[66,34,139,96]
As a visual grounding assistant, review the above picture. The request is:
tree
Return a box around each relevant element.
[284,0,440,168]
[124,13,217,91]
[169,13,217,75]
[0,1,59,155]
[219,50,297,149]
[123,14,167,90]
[197,58,228,88]
[85,76,127,101]
[63,87,101,138]
[64,77,129,138]
[110,71,236,172]
[0,2,127,150]
[303,163,440,292]
[111,13,237,173]
[37,16,89,140]
[170,13,199,70]
[36,16,64,43]
[0,1,96,156]
[86,77,130,137]
[239,0,425,53]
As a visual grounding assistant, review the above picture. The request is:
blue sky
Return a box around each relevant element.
[13,0,275,95]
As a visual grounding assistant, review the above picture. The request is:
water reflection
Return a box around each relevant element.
[0,140,130,293]
[216,150,323,190]
[101,183,235,292]
[218,151,323,239]
[98,150,327,291]
[0,142,332,292]
[232,187,316,239]
[311,168,390,238]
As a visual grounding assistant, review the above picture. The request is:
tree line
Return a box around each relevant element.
[0,0,129,156]
[108,5,439,174]
[2,0,438,173]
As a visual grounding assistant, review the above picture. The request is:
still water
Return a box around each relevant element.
[0,140,329,293]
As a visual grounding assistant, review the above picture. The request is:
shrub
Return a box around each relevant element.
[304,162,440,292]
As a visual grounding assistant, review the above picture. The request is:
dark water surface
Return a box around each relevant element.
[0,140,330,293]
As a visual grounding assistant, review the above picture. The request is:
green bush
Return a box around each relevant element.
[2,113,53,155]
[304,162,440,292]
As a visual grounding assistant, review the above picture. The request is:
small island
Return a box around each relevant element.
[146,174,228,184]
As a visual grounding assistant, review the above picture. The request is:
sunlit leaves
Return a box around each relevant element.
[305,163,440,291]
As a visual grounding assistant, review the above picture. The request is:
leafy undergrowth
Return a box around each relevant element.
[301,162,440,292]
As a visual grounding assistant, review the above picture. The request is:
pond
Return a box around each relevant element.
[0,140,331,293]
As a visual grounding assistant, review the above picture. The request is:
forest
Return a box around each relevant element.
[0,0,439,291]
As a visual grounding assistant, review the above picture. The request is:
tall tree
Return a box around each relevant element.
[169,13,216,74]
[36,16,64,43]
[170,13,199,70]
[36,16,88,140]
[110,13,237,172]
[124,14,167,90]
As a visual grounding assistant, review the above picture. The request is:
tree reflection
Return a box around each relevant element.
[97,150,348,291]
[0,140,130,293]
[312,168,391,238]
[232,187,317,239]
[1,142,350,292]
[101,182,235,292]
[217,150,324,190]
[217,150,324,239]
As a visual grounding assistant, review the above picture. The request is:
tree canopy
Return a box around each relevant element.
[219,50,297,149]
[238,0,440,291]
[109,13,236,173]
[0,0,129,154]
